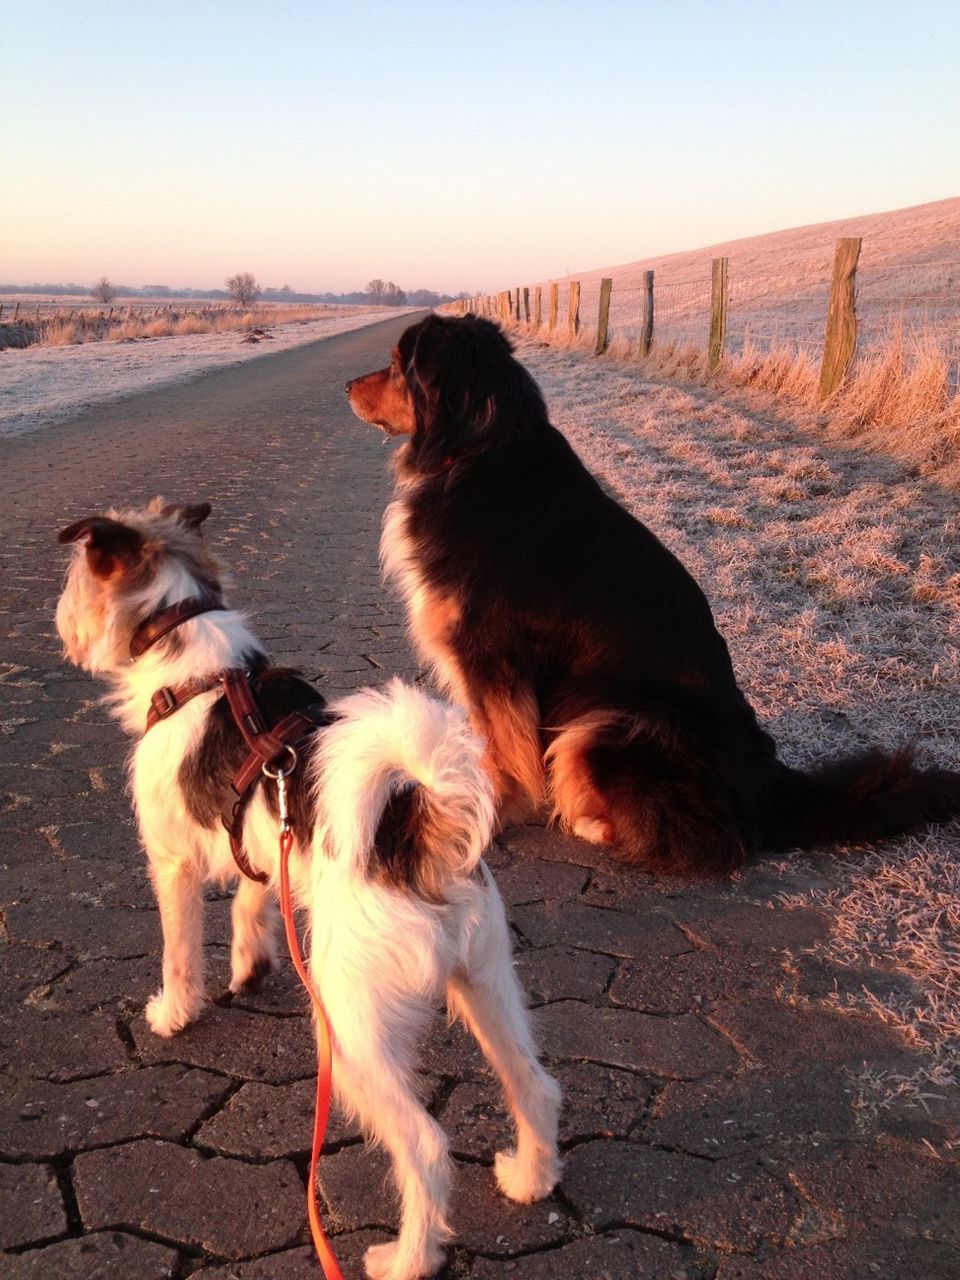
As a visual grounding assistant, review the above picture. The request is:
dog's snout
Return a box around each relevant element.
[344,378,354,393]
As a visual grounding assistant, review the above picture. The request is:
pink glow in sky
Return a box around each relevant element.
[5,0,959,296]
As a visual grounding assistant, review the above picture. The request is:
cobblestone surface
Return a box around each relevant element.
[2,316,958,1277]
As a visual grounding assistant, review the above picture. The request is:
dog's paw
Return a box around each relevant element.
[145,988,204,1037]
[572,816,615,845]
[364,1239,445,1280]
[229,951,277,995]
[494,1148,561,1203]
[230,925,279,995]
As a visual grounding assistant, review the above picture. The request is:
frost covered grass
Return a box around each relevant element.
[17,302,362,346]
[481,197,960,482]
[0,307,415,437]
[782,836,960,1115]
[515,335,960,1083]
[514,316,960,485]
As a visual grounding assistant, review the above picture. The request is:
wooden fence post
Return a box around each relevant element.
[514,288,521,322]
[708,257,728,370]
[523,287,530,324]
[818,237,861,400]
[596,278,613,354]
[568,281,581,337]
[534,287,542,328]
[548,284,559,334]
[640,270,654,356]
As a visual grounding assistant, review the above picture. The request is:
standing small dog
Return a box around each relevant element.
[347,314,960,875]
[56,497,560,1280]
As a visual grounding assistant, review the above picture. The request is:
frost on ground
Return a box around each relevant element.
[0,307,415,438]
[517,336,960,1098]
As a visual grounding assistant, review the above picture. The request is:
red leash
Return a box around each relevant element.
[275,798,343,1279]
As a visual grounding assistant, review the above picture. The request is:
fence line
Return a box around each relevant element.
[0,300,303,323]
[0,299,350,352]
[448,238,960,399]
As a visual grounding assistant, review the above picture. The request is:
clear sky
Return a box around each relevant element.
[4,0,959,296]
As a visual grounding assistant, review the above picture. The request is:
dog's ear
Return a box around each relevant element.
[179,502,212,530]
[148,497,212,531]
[169,501,212,531]
[405,316,508,471]
[57,516,146,578]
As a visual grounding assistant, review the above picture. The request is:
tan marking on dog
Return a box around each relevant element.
[474,688,546,819]
[545,711,622,845]
[409,584,468,701]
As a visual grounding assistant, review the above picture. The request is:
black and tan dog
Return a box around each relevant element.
[347,313,960,875]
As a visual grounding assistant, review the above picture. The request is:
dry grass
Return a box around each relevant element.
[173,314,210,336]
[37,318,80,347]
[508,311,960,485]
[22,303,338,349]
[723,338,820,402]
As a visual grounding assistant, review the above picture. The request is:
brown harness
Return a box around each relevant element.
[135,597,329,884]
[217,669,329,883]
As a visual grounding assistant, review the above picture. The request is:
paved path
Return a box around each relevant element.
[1,316,957,1279]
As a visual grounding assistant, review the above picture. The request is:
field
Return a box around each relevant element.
[0,295,395,350]
[526,196,960,364]
[470,198,960,484]
[0,304,417,438]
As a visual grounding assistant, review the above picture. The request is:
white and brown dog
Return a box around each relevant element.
[55,497,560,1280]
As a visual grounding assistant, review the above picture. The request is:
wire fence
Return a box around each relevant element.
[0,299,238,323]
[457,242,960,397]
[857,259,960,372]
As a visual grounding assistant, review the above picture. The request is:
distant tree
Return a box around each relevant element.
[366,278,386,302]
[383,281,407,306]
[225,272,261,307]
[91,276,117,304]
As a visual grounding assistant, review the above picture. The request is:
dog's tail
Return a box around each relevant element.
[313,678,497,898]
[762,747,960,852]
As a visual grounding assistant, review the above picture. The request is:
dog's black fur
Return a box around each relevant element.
[356,313,960,874]
[178,656,331,847]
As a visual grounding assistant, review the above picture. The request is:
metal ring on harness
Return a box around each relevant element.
[261,745,299,780]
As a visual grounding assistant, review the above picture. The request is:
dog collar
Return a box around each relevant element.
[130,595,224,659]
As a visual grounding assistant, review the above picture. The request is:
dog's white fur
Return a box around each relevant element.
[56,500,561,1280]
